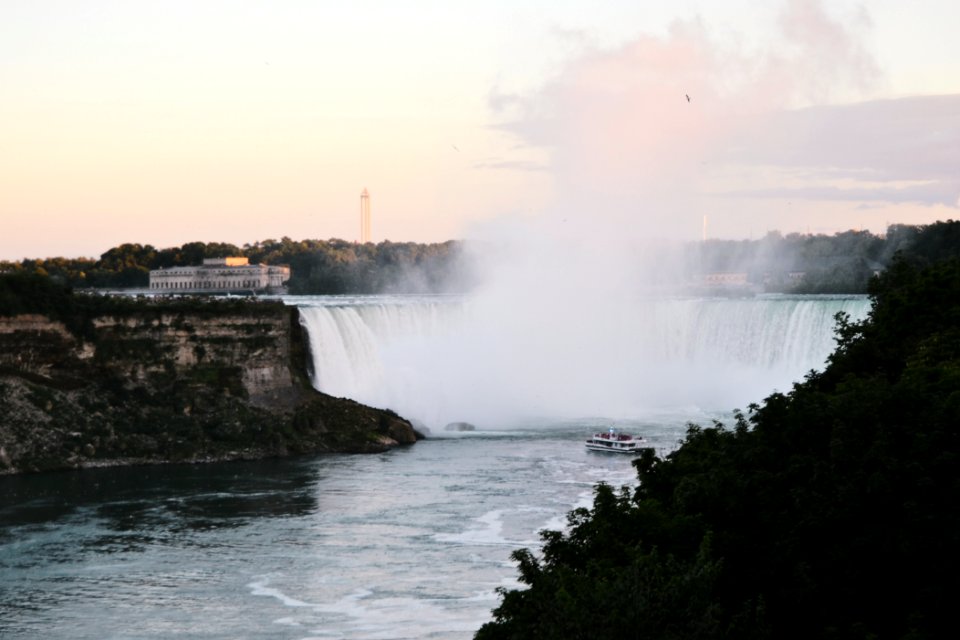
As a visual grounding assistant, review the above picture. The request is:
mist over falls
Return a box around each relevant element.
[297,295,870,430]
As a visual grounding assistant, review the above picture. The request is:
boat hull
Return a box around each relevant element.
[585,435,650,454]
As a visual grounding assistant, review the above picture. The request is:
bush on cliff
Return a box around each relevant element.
[476,257,960,640]
[0,272,74,317]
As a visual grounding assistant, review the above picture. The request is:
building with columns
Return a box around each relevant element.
[148,257,290,294]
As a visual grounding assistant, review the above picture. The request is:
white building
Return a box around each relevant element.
[148,257,290,294]
[702,272,749,286]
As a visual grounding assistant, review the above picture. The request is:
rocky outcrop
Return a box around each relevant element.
[0,301,421,474]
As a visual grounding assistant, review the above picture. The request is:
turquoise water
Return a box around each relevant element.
[0,419,697,639]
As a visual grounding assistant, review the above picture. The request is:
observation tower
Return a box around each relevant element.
[360,188,371,243]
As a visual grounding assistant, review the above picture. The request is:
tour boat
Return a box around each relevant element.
[585,428,650,454]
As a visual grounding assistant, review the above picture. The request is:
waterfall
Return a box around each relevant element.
[297,299,463,401]
[297,295,871,429]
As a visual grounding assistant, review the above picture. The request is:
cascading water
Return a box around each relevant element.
[297,294,870,430]
[297,297,465,402]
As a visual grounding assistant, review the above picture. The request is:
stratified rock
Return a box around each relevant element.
[0,301,418,474]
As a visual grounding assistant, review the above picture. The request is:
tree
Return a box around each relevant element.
[476,256,960,640]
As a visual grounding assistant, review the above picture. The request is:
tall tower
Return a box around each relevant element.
[360,188,371,244]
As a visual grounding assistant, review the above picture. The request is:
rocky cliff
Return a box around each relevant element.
[0,300,420,474]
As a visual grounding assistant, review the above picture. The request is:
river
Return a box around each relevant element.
[0,419,697,639]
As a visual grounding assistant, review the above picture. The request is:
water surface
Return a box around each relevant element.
[0,419,694,639]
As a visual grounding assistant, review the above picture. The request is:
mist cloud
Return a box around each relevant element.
[436,1,957,425]
[487,0,960,235]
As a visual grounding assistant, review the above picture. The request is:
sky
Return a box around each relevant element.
[2,0,959,260]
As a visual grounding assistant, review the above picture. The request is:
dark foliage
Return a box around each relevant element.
[0,272,75,318]
[1,237,475,294]
[477,256,960,640]
[3,222,958,295]
[688,220,960,293]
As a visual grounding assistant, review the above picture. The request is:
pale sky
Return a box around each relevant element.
[2,0,959,260]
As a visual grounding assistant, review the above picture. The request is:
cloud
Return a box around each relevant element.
[471,159,548,172]
[718,182,958,208]
[771,0,880,104]
[710,94,960,208]
[491,0,940,232]
[724,94,960,180]
[486,0,948,237]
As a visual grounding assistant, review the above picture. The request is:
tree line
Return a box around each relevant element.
[0,238,475,294]
[2,221,959,295]
[476,250,960,637]
[689,220,960,292]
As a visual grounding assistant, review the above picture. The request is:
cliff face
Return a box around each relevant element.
[0,302,419,474]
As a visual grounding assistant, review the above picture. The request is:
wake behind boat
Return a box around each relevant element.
[585,428,650,454]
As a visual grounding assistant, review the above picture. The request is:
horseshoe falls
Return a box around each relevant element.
[295,294,871,430]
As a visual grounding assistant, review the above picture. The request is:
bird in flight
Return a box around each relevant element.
[685,94,691,102]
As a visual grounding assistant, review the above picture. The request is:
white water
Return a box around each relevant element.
[294,294,870,430]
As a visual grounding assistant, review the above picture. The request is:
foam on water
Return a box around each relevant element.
[250,578,503,640]
[248,580,317,608]
[435,509,508,546]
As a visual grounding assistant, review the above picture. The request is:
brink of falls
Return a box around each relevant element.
[296,294,870,430]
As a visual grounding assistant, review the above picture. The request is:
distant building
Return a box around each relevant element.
[702,272,749,287]
[148,257,290,294]
[866,260,885,277]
